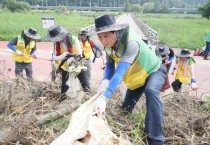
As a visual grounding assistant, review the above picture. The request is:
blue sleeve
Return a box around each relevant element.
[7,43,17,51]
[30,44,37,55]
[94,45,101,51]
[104,61,130,98]
[103,61,115,80]
[169,56,174,62]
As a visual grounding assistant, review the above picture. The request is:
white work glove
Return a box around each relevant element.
[191,82,198,91]
[97,79,109,94]
[93,95,108,115]
[16,50,23,55]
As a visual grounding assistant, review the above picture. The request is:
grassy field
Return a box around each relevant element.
[137,13,210,49]
[0,10,209,49]
[0,10,96,41]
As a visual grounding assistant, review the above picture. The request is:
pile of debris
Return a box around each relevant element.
[0,77,209,145]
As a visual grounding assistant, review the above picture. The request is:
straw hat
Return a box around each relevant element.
[45,25,68,42]
[155,45,170,56]
[24,28,41,40]
[176,48,193,58]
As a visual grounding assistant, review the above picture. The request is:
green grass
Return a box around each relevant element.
[0,10,95,41]
[137,13,210,49]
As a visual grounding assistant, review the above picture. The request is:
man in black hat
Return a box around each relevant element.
[46,25,83,102]
[77,30,102,92]
[7,28,41,78]
[91,14,167,145]
[155,44,175,73]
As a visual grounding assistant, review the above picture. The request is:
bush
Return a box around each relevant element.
[55,5,68,14]
[2,0,30,12]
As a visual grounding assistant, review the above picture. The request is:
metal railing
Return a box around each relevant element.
[131,14,158,45]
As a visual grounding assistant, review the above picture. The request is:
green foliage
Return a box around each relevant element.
[198,0,210,20]
[124,0,130,12]
[143,2,154,13]
[137,13,210,49]
[130,4,143,13]
[2,0,30,12]
[205,96,210,111]
[0,10,94,41]
[55,5,68,14]
[161,4,169,13]
[128,112,146,144]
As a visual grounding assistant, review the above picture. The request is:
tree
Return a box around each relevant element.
[130,4,143,13]
[198,0,210,20]
[142,2,154,13]
[2,0,30,12]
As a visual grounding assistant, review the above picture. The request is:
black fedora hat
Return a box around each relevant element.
[176,48,192,58]
[24,28,41,40]
[90,14,128,35]
[45,25,68,42]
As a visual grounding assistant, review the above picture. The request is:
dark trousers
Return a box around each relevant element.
[204,42,210,59]
[61,69,69,94]
[15,62,32,78]
[165,62,172,73]
[171,79,182,92]
[122,64,167,145]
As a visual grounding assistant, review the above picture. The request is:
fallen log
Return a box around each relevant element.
[0,97,82,144]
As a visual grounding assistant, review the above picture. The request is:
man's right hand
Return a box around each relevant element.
[16,50,23,55]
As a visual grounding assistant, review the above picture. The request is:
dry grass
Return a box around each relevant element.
[0,77,209,145]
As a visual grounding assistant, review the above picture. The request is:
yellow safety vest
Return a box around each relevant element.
[106,32,160,90]
[175,60,191,83]
[12,36,35,63]
[80,41,92,59]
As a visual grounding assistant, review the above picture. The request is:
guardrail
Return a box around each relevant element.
[131,14,158,46]
[31,6,124,12]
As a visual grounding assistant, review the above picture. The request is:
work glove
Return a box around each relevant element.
[16,50,23,55]
[191,79,197,91]
[31,54,37,59]
[97,79,109,94]
[191,82,198,91]
[93,94,108,115]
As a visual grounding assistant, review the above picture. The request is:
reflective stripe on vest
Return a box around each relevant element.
[81,41,92,59]
[106,32,160,90]
[54,35,78,71]
[12,36,35,63]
